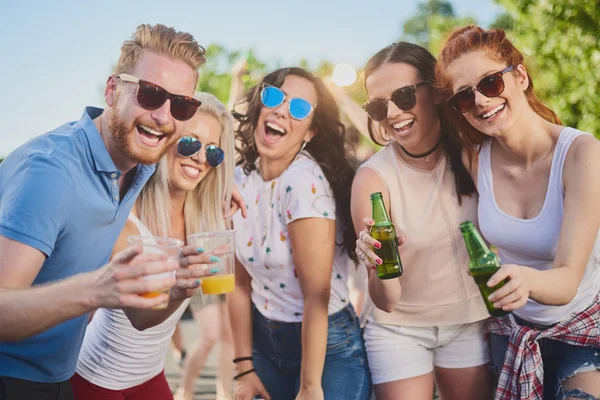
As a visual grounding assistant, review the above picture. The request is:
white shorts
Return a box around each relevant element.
[364,319,490,384]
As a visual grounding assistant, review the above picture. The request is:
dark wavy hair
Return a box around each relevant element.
[234,67,358,262]
[363,42,476,204]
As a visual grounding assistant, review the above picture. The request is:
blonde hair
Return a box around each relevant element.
[115,23,206,85]
[137,92,235,237]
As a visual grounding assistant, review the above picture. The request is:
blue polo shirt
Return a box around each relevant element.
[0,107,156,383]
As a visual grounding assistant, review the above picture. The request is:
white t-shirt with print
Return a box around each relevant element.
[233,152,351,322]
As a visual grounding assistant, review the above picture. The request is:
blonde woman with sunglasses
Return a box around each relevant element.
[72,93,237,400]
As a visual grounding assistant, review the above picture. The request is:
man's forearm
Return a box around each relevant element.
[0,273,94,341]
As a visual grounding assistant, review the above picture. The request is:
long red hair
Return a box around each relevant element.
[435,25,561,163]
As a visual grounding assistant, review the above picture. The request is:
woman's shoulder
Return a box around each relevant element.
[358,145,396,176]
[279,153,335,201]
[562,127,600,173]
[235,164,257,186]
[111,218,141,259]
[282,152,326,181]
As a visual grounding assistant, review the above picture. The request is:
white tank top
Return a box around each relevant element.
[478,127,600,325]
[76,214,190,390]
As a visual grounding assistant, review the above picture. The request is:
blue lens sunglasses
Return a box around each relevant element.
[177,136,225,167]
[260,84,315,121]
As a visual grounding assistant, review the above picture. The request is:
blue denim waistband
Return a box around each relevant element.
[513,314,557,331]
[251,303,358,329]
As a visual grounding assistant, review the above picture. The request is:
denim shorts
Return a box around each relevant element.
[251,303,372,400]
[490,316,600,400]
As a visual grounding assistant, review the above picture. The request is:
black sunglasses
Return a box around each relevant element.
[448,65,515,113]
[116,74,201,121]
[177,136,224,167]
[362,82,429,122]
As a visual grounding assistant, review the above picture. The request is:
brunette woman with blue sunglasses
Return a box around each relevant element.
[229,67,371,400]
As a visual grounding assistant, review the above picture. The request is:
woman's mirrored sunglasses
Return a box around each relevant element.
[260,84,315,121]
[362,82,428,122]
[116,74,201,121]
[448,65,515,113]
[177,136,224,167]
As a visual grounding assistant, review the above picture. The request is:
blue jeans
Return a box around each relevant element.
[251,304,372,400]
[490,316,600,400]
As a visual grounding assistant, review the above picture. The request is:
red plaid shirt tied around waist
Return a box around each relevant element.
[488,295,600,400]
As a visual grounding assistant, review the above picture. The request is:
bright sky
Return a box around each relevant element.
[0,0,502,157]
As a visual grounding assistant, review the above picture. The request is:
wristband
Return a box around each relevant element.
[233,368,256,380]
[233,356,253,363]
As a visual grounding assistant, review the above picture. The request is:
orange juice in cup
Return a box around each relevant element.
[201,273,235,294]
[127,236,183,309]
[187,230,236,295]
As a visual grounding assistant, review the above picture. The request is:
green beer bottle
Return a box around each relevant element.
[370,192,403,279]
[459,221,509,317]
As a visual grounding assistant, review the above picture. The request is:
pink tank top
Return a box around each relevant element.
[361,145,488,326]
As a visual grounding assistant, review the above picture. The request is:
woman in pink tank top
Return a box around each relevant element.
[352,42,494,400]
[437,26,600,400]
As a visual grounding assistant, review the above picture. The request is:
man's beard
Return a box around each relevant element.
[108,106,176,166]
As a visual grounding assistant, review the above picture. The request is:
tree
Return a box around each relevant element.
[496,0,599,136]
[489,12,514,31]
[196,45,267,105]
[402,0,476,54]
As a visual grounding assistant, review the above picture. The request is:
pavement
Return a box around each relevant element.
[165,319,224,400]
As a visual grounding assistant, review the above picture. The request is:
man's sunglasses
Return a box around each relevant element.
[448,65,515,113]
[362,82,429,122]
[177,136,225,167]
[260,84,315,121]
[116,74,201,121]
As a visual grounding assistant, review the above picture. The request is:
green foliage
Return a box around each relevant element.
[489,12,514,30]
[398,0,599,136]
[402,0,476,54]
[190,0,598,141]
[196,45,267,105]
[496,0,600,136]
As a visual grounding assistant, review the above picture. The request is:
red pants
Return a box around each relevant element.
[70,372,173,400]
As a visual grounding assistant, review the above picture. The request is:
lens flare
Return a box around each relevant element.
[332,63,357,87]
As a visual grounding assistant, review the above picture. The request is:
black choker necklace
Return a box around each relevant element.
[398,136,443,161]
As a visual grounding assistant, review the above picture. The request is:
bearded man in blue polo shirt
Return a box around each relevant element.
[0,24,207,400]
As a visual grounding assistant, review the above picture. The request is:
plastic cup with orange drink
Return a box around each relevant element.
[127,236,183,309]
[187,230,235,295]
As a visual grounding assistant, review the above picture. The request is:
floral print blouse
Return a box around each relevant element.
[233,152,351,322]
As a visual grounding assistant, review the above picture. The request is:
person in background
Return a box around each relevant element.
[229,67,371,400]
[354,42,493,400]
[436,25,600,400]
[170,317,188,367]
[175,294,234,400]
[0,23,206,400]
